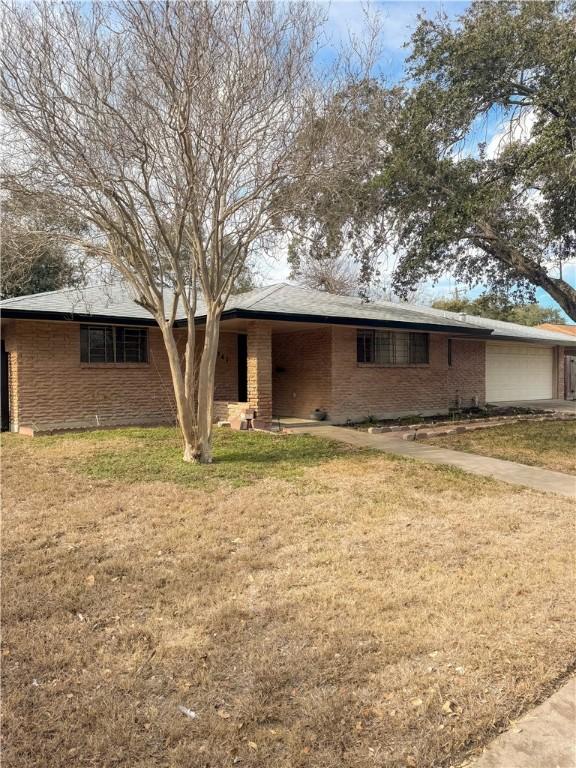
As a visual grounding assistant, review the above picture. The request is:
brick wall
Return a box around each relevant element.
[4,317,564,433]
[247,322,272,424]
[272,328,332,418]
[270,325,486,423]
[214,332,238,401]
[2,320,240,432]
[329,327,486,423]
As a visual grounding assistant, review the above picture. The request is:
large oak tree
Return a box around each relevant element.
[287,1,576,319]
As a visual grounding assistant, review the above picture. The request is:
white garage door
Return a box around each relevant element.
[486,343,554,401]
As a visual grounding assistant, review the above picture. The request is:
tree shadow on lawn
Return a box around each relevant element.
[44,426,356,488]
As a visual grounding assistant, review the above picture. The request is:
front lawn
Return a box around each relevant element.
[2,427,575,768]
[426,419,576,474]
[7,426,348,489]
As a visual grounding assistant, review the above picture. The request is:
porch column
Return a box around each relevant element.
[247,321,272,425]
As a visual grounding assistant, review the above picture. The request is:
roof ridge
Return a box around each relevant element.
[239,283,288,309]
[278,282,370,307]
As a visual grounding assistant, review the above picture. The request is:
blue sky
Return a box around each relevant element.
[262,1,574,319]
[323,0,470,78]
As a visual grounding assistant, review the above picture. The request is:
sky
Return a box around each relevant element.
[260,0,574,319]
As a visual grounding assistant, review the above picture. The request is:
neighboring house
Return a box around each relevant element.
[1,283,575,434]
[538,324,576,400]
[537,323,576,336]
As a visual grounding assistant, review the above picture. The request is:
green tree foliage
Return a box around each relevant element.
[390,0,576,318]
[432,294,566,325]
[1,192,84,299]
[288,1,576,319]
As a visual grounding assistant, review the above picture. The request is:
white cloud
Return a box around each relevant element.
[322,1,423,58]
[486,109,536,159]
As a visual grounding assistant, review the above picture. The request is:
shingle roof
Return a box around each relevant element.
[383,298,576,345]
[2,281,575,345]
[0,283,155,321]
[224,284,489,332]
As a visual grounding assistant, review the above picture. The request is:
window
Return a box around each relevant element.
[448,338,453,367]
[357,330,429,365]
[80,325,148,364]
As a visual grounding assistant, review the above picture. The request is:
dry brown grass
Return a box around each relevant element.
[2,429,575,768]
[427,420,576,474]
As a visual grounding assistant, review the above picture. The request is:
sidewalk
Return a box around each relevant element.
[467,677,576,768]
[286,420,576,765]
[288,423,576,498]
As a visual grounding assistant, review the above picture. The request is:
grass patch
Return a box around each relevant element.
[4,426,349,489]
[426,420,576,474]
[2,428,575,768]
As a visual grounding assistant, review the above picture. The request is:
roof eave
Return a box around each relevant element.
[490,333,576,347]
[189,308,495,336]
[0,309,159,326]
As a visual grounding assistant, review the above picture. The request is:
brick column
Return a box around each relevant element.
[247,322,273,425]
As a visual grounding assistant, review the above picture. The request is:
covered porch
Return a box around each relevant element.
[214,320,331,428]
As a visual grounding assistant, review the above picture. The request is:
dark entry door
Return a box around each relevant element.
[1,341,9,431]
[237,334,248,402]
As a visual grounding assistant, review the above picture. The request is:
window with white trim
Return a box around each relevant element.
[357,330,429,365]
[80,325,148,363]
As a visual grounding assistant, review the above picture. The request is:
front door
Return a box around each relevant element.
[237,334,248,402]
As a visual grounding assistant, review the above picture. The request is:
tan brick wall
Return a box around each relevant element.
[3,320,240,432]
[4,317,564,433]
[272,328,332,418]
[329,327,486,423]
[214,332,238,401]
[247,322,272,423]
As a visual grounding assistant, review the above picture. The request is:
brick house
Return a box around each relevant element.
[1,283,574,434]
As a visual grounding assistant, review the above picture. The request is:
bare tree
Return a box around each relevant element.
[1,0,346,462]
[293,254,360,296]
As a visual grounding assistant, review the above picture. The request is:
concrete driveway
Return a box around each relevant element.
[491,399,576,413]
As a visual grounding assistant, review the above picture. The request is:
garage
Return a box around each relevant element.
[486,342,554,402]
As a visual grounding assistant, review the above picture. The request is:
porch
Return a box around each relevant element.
[214,321,329,428]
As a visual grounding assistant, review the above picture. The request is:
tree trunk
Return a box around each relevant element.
[160,323,198,462]
[479,223,576,321]
[194,306,222,464]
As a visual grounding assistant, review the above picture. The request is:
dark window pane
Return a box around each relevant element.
[80,326,89,362]
[120,328,148,363]
[376,331,394,364]
[87,327,109,362]
[115,327,125,362]
[361,329,428,365]
[80,325,147,363]
[357,330,374,363]
[139,330,148,362]
[393,333,410,364]
[409,333,429,364]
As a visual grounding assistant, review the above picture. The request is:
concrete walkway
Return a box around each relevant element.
[467,677,576,768]
[288,423,576,498]
[495,398,576,414]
